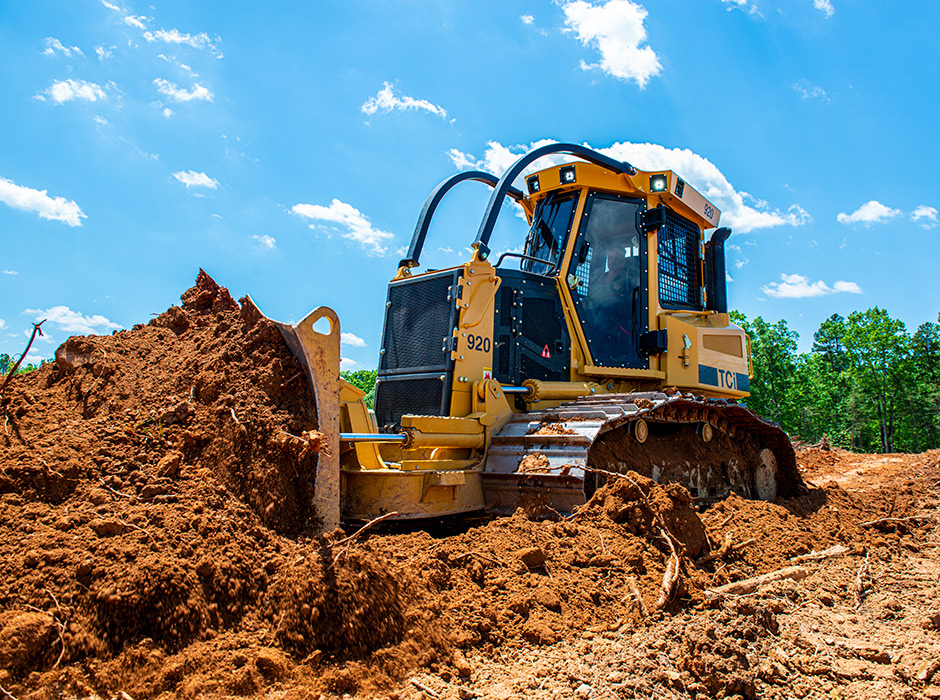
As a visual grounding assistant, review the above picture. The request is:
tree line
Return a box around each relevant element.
[732,308,940,454]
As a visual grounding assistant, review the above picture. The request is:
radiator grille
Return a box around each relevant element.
[380,272,457,373]
[658,210,702,310]
[374,375,448,431]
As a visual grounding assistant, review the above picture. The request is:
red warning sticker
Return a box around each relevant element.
[542,345,551,359]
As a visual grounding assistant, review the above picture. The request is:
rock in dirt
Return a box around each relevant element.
[515,547,546,569]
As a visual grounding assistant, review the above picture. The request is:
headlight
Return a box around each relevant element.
[650,174,668,192]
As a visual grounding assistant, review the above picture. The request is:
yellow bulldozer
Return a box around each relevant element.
[259,143,801,530]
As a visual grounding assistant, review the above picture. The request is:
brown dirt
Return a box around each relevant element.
[0,272,938,699]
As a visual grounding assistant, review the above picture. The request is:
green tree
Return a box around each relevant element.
[731,311,798,427]
[340,369,377,408]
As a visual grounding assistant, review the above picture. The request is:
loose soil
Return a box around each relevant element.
[0,273,938,699]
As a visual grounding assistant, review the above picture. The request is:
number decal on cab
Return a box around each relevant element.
[466,335,491,353]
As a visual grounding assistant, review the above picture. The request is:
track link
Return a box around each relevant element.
[482,391,801,513]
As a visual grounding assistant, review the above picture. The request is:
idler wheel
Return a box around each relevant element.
[633,418,648,443]
[754,448,778,501]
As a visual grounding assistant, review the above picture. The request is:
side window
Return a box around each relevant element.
[523,192,578,275]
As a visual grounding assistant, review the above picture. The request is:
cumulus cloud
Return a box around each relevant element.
[561,0,661,87]
[162,107,174,118]
[143,28,222,57]
[172,170,218,189]
[24,306,120,334]
[37,79,106,103]
[341,332,367,348]
[123,15,148,29]
[291,199,395,256]
[521,14,535,24]
[911,205,938,229]
[448,139,811,234]
[94,45,115,59]
[0,176,85,226]
[762,273,862,299]
[837,200,901,226]
[154,78,213,102]
[361,82,448,119]
[43,37,83,58]
[813,0,835,18]
[720,0,760,14]
[100,0,121,10]
[2,270,18,275]
[251,234,276,249]
[340,358,359,371]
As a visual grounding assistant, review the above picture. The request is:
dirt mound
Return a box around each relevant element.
[0,272,445,696]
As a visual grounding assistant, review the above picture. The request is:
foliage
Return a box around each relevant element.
[0,353,43,376]
[733,308,940,454]
[340,369,377,408]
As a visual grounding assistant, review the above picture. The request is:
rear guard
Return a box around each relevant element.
[245,296,341,532]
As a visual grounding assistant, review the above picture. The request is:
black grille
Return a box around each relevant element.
[658,210,702,310]
[374,375,448,431]
[380,272,457,373]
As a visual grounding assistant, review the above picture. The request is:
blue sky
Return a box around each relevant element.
[1,0,937,369]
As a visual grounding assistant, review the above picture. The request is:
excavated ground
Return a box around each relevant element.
[0,273,938,700]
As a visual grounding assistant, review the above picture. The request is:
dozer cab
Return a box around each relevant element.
[260,143,801,530]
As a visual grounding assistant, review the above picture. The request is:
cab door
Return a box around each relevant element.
[565,192,648,369]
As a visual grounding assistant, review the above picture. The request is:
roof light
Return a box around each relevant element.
[650,174,668,192]
[526,174,540,194]
[559,165,576,184]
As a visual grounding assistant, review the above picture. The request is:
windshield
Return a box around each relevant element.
[522,191,579,275]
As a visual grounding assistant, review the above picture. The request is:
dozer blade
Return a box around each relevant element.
[243,297,342,532]
[483,391,802,514]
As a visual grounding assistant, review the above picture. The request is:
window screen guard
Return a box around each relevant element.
[658,209,703,310]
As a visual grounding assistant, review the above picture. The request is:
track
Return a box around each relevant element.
[482,391,802,513]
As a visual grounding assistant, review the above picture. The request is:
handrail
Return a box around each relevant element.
[399,171,524,269]
[494,251,557,274]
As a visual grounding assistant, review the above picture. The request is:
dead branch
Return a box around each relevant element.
[705,565,811,600]
[118,518,155,542]
[0,320,46,398]
[24,602,66,667]
[789,544,849,562]
[852,551,872,609]
[331,511,399,567]
[696,533,757,565]
[97,479,134,499]
[626,575,648,617]
[450,550,502,566]
[410,678,441,698]
[857,515,929,529]
[0,684,19,700]
[656,528,681,610]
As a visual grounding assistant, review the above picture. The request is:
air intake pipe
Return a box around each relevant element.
[704,227,731,313]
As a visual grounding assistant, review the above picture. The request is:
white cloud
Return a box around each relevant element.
[837,200,901,226]
[154,78,213,102]
[562,0,662,87]
[94,45,115,59]
[793,80,828,101]
[163,107,174,118]
[449,139,811,234]
[172,170,218,189]
[143,28,222,57]
[123,15,148,30]
[24,306,120,334]
[361,82,448,120]
[832,280,861,294]
[291,199,395,256]
[0,176,85,226]
[100,0,121,10]
[0,319,5,330]
[813,0,834,18]
[521,14,535,24]
[720,0,760,14]
[38,79,106,103]
[340,358,359,371]
[2,270,18,275]
[43,38,83,58]
[762,273,862,299]
[341,332,367,348]
[911,205,938,229]
[251,234,276,249]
